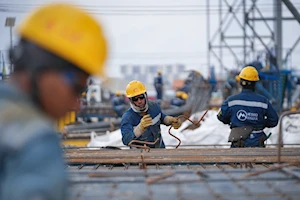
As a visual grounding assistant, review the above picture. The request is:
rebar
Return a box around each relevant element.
[168,110,209,149]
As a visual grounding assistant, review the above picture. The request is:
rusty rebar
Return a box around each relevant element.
[146,171,175,184]
[140,153,147,169]
[168,110,209,149]
[128,138,160,151]
[242,161,300,178]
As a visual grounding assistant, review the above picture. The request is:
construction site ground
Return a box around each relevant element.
[66,148,300,200]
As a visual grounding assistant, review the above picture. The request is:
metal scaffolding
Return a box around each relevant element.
[207,0,300,76]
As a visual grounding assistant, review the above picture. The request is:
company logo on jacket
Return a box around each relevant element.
[237,110,258,121]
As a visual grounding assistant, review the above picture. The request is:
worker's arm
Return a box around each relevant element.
[120,115,136,145]
[265,101,279,128]
[217,99,231,124]
[2,133,67,200]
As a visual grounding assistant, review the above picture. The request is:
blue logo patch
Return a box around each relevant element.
[237,110,247,121]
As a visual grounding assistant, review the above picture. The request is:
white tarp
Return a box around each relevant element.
[87,110,300,148]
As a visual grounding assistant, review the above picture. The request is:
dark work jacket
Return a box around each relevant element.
[121,101,167,148]
[217,89,279,129]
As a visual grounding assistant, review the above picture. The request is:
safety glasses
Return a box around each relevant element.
[62,71,87,96]
[131,95,145,102]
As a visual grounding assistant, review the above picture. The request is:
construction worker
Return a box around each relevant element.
[171,91,187,107]
[0,4,107,200]
[154,70,163,101]
[217,66,278,148]
[121,80,181,148]
[112,91,127,117]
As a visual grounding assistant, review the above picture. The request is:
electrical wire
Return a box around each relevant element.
[1,2,300,15]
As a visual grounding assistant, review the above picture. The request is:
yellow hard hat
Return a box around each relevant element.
[17,3,107,77]
[115,91,121,96]
[238,66,259,81]
[126,80,147,98]
[181,92,188,100]
[176,91,183,97]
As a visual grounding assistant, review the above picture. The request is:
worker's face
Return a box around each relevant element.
[131,94,146,108]
[38,70,88,119]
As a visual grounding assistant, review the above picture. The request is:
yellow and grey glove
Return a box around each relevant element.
[164,116,182,129]
[134,114,152,137]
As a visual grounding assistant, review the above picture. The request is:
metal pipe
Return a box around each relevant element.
[278,110,300,164]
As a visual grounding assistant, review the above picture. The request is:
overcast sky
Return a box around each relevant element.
[1,0,300,78]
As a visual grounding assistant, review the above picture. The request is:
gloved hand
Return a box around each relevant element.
[169,117,181,129]
[139,114,152,131]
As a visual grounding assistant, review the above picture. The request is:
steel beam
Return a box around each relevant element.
[224,35,271,39]
[274,0,282,69]
[282,0,300,25]
[219,0,223,73]
[284,35,300,63]
[248,17,296,21]
[211,45,251,48]
[207,0,210,70]
[243,0,246,63]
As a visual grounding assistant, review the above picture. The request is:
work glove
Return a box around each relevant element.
[134,114,152,137]
[170,117,181,129]
[139,114,153,131]
[164,116,181,129]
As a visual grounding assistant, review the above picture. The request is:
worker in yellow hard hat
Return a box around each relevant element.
[217,66,278,148]
[0,3,107,200]
[121,80,182,148]
[171,91,187,108]
[154,70,163,101]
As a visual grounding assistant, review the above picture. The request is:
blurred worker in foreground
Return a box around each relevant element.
[0,3,107,200]
[171,91,188,107]
[112,91,127,117]
[217,66,278,148]
[121,80,181,148]
[154,70,163,101]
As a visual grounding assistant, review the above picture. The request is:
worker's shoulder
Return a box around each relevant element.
[253,92,270,102]
[230,91,268,102]
[226,93,240,101]
[0,99,55,150]
[122,107,135,119]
